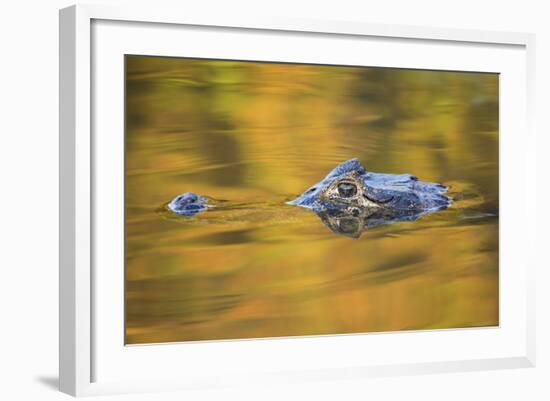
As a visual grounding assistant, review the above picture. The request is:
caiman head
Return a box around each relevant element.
[288,158,451,216]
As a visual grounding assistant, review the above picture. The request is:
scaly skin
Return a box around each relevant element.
[167,192,209,216]
[287,158,451,214]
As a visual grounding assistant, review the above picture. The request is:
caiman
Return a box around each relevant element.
[167,158,451,235]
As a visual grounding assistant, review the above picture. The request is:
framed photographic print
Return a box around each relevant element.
[59,4,536,396]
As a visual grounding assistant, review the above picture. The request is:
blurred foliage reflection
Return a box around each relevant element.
[125,56,498,344]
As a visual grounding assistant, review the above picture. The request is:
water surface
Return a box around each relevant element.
[125,56,499,344]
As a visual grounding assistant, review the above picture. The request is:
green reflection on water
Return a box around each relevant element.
[125,55,498,344]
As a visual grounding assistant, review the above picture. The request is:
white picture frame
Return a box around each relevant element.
[59,4,536,397]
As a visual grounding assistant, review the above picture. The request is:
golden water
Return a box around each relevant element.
[125,56,499,344]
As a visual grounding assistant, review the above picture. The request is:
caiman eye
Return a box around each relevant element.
[337,182,357,198]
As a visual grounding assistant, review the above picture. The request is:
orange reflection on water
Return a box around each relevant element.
[125,56,499,344]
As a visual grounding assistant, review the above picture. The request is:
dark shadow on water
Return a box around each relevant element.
[315,207,446,238]
[35,376,58,391]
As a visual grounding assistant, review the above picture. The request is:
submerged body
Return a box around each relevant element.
[167,158,451,235]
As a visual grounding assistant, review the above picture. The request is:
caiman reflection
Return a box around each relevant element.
[315,208,441,238]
